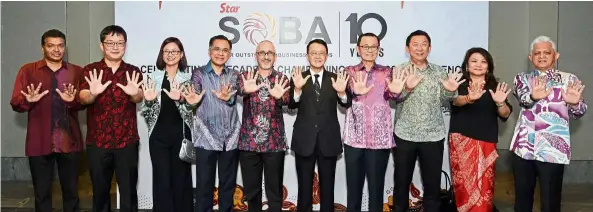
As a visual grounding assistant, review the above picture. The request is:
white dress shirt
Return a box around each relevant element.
[293,70,348,103]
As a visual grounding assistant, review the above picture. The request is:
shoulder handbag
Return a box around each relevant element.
[440,170,458,212]
[179,123,196,163]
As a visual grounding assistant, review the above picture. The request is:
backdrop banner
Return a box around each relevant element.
[115,1,488,210]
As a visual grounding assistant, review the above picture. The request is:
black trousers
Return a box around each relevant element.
[295,139,337,212]
[344,145,390,212]
[240,151,286,212]
[392,136,444,212]
[194,147,239,212]
[149,137,193,212]
[513,154,565,212]
[87,143,139,212]
[29,152,81,212]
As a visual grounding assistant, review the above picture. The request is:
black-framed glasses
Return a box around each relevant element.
[358,45,379,52]
[103,41,126,48]
[308,52,326,57]
[163,50,181,55]
[210,47,230,54]
[257,51,276,57]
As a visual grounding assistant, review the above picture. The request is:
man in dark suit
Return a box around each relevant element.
[288,39,352,212]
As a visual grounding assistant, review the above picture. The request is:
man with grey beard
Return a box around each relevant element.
[238,40,290,212]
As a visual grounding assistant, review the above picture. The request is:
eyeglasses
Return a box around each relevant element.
[358,45,379,52]
[163,50,181,55]
[308,52,326,57]
[257,51,276,57]
[210,47,230,54]
[103,41,126,48]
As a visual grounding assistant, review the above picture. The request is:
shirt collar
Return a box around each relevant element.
[255,68,279,78]
[309,68,324,79]
[403,61,435,72]
[531,69,559,80]
[355,61,378,72]
[99,58,129,70]
[35,59,68,71]
[533,68,556,74]
[205,61,229,74]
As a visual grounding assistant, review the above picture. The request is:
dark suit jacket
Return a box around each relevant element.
[288,70,352,157]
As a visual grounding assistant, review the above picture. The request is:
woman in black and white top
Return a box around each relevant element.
[140,37,204,212]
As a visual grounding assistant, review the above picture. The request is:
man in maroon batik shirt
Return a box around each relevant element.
[10,29,84,212]
[78,25,144,212]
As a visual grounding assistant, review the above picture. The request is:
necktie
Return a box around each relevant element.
[314,74,321,102]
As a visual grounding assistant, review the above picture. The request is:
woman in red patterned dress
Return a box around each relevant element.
[448,47,513,212]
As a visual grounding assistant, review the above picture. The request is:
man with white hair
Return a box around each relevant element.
[510,35,587,212]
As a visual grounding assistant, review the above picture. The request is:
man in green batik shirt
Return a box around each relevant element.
[392,30,465,212]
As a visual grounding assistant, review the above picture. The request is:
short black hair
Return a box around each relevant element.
[100,25,127,43]
[356,32,380,47]
[406,30,431,47]
[156,37,188,72]
[209,35,232,50]
[41,29,66,46]
[306,39,328,53]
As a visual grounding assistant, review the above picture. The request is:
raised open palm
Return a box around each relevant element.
[529,75,551,101]
[386,67,407,94]
[163,78,182,101]
[291,66,310,90]
[331,68,350,93]
[212,82,236,101]
[467,81,486,101]
[441,70,466,92]
[142,77,159,101]
[84,69,112,96]
[489,82,511,103]
[56,83,77,102]
[405,65,424,90]
[242,70,266,94]
[20,82,49,103]
[116,71,143,96]
[352,71,374,95]
[182,84,206,105]
[562,80,585,105]
[267,75,289,99]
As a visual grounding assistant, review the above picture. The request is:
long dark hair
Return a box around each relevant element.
[460,47,498,90]
[156,37,188,72]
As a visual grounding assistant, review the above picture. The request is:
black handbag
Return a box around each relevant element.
[440,170,457,212]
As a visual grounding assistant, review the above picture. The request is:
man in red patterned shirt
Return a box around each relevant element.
[238,40,290,212]
[10,29,84,212]
[78,25,144,212]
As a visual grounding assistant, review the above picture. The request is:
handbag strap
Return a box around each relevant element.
[442,170,453,190]
[182,120,186,139]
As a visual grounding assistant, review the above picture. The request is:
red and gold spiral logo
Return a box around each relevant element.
[242,13,276,46]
